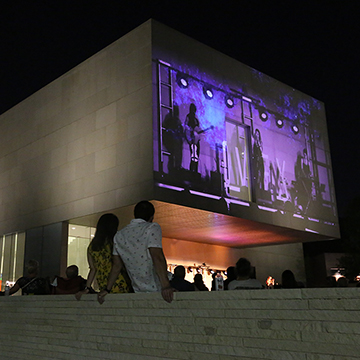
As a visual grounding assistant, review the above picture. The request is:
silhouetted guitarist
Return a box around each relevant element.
[184,103,201,172]
[184,103,214,173]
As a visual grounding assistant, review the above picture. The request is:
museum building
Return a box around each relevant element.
[0,20,339,290]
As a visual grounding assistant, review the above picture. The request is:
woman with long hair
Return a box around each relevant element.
[75,213,131,300]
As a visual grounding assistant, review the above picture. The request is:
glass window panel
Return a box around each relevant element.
[14,233,25,282]
[69,225,91,238]
[68,224,95,281]
[0,232,25,292]
[2,235,13,288]
[0,236,4,291]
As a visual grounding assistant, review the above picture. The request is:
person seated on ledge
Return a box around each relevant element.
[97,201,173,304]
[193,273,209,291]
[51,265,87,294]
[1,260,49,296]
[170,265,194,292]
[228,258,263,290]
[224,266,236,290]
[336,277,348,288]
[281,269,301,289]
[75,213,132,301]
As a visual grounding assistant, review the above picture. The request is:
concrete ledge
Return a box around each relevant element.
[1,289,360,359]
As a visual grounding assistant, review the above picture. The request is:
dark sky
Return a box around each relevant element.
[1,1,359,217]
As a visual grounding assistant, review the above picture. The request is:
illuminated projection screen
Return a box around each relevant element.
[152,26,339,239]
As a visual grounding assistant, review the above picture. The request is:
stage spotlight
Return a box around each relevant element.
[203,86,214,100]
[176,73,189,88]
[291,124,299,134]
[276,119,284,128]
[225,95,235,108]
[260,111,268,121]
[257,107,268,121]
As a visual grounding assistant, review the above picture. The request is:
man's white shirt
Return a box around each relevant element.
[113,219,162,292]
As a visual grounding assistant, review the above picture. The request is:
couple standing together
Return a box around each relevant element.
[76,201,174,303]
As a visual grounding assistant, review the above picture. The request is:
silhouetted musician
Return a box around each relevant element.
[184,103,201,172]
[163,104,183,172]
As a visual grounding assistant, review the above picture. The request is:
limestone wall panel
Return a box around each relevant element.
[0,21,153,234]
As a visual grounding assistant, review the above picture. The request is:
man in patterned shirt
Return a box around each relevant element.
[98,201,174,303]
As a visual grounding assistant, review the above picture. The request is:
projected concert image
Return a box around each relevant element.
[152,58,338,237]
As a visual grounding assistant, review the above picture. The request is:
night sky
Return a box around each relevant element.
[1,1,359,219]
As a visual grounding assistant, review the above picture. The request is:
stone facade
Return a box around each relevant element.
[0,21,153,235]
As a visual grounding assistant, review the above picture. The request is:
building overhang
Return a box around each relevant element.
[69,200,335,248]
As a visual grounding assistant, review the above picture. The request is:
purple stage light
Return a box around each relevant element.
[258,205,278,213]
[260,111,268,121]
[157,183,184,192]
[225,198,250,207]
[180,78,188,87]
[203,86,214,99]
[225,95,234,108]
[189,190,222,200]
[305,228,319,234]
[242,96,252,102]
[276,119,284,128]
[291,124,299,134]
[176,73,189,88]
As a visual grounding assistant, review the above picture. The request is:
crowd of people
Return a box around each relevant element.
[0,200,352,300]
